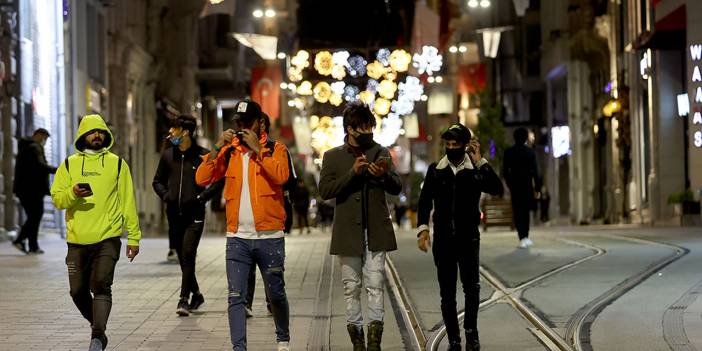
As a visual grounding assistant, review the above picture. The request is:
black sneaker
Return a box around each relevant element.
[176,299,190,316]
[27,248,45,255]
[12,242,27,254]
[189,293,205,311]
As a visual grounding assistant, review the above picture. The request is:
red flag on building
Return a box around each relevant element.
[251,66,281,120]
[457,64,486,94]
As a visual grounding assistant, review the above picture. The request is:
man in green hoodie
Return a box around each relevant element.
[51,114,141,351]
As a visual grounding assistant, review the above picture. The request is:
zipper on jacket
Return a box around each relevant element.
[451,172,456,235]
[178,153,184,215]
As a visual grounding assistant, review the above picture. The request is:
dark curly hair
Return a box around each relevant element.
[342,102,376,134]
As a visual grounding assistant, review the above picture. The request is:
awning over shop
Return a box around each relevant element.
[631,2,686,51]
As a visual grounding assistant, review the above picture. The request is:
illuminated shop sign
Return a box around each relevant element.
[692,44,702,148]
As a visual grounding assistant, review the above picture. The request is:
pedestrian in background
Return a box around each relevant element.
[12,128,56,254]
[503,127,541,248]
[50,114,141,351]
[319,102,402,351]
[293,178,311,235]
[153,114,221,317]
[196,100,292,351]
[416,123,503,351]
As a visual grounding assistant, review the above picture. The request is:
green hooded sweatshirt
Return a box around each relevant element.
[51,114,141,246]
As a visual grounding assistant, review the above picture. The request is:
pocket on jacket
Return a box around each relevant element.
[223,177,237,200]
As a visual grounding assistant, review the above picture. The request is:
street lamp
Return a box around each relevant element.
[449,46,458,53]
[435,76,444,83]
[277,52,286,59]
[459,45,467,53]
[252,9,263,18]
[480,0,490,8]
[265,8,276,18]
[468,0,479,8]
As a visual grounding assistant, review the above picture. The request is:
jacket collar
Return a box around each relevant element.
[436,154,474,171]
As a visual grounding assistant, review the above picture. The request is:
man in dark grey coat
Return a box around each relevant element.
[319,103,402,351]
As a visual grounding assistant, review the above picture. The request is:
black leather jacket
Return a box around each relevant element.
[153,144,222,217]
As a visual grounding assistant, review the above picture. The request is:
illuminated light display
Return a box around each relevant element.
[366,60,388,80]
[412,45,443,75]
[291,50,310,68]
[373,98,391,116]
[314,51,334,76]
[331,65,347,80]
[377,79,398,100]
[313,82,332,103]
[297,81,313,95]
[348,55,368,77]
[389,49,412,72]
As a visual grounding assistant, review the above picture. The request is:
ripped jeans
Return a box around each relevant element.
[338,240,387,326]
[225,237,289,350]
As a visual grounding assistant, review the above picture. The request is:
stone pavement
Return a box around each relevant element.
[0,229,404,350]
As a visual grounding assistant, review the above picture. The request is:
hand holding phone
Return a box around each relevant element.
[73,183,93,197]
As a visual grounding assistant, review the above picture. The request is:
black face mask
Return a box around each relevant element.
[355,132,374,149]
[446,147,465,163]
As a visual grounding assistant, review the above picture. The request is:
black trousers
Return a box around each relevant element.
[167,209,205,299]
[66,237,121,339]
[15,195,44,251]
[511,195,532,240]
[295,207,309,232]
[433,235,480,344]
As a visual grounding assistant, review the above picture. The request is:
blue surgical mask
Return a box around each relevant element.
[169,135,182,146]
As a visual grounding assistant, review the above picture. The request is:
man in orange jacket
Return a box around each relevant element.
[196,100,291,351]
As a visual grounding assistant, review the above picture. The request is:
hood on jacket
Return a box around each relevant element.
[74,114,114,152]
[18,137,36,151]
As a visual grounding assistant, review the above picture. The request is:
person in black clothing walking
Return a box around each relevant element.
[293,178,311,234]
[153,115,220,316]
[417,123,503,351]
[502,128,541,248]
[12,128,57,254]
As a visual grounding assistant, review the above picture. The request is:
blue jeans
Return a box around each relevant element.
[226,237,289,350]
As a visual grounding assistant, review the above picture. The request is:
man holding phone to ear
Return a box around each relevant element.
[319,103,402,351]
[416,123,503,351]
[51,114,141,351]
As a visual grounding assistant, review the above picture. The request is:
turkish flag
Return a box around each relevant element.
[457,64,486,94]
[251,66,281,120]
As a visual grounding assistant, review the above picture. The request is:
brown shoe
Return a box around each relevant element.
[347,324,366,351]
[367,321,383,351]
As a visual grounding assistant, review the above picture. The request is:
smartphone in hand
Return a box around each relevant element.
[77,183,93,193]
[375,155,392,169]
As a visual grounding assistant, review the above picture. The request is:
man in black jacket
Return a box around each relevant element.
[417,123,503,351]
[319,103,402,351]
[153,115,220,316]
[12,128,56,254]
[502,128,541,248]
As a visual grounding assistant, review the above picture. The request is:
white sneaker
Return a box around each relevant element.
[524,238,534,247]
[245,306,253,318]
[518,239,528,249]
[277,341,290,351]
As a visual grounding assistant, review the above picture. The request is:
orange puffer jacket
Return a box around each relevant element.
[195,141,290,233]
